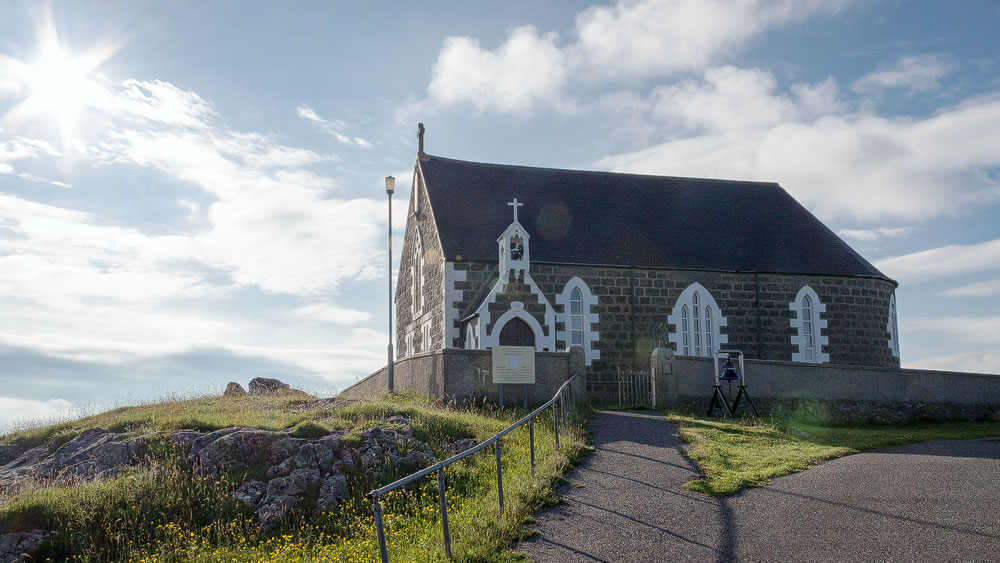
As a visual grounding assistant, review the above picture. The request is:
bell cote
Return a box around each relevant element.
[498,198,530,281]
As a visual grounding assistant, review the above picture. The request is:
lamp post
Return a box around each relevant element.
[385,175,395,393]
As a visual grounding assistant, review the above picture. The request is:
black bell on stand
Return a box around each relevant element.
[719,359,739,382]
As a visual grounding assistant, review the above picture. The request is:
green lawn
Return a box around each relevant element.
[1,392,590,562]
[669,413,1000,496]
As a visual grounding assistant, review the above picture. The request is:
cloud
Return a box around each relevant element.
[0,135,60,174]
[904,350,1000,374]
[852,54,953,94]
[904,315,1000,344]
[875,238,1000,284]
[599,75,1000,221]
[838,227,914,242]
[420,0,850,114]
[293,304,372,325]
[939,279,1000,298]
[0,397,76,433]
[116,79,214,128]
[426,26,568,115]
[296,103,373,148]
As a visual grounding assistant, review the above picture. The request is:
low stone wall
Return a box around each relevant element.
[652,348,1000,423]
[340,347,584,406]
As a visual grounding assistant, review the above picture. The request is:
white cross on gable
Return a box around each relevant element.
[507,198,523,223]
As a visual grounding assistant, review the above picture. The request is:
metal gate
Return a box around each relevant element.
[618,367,652,408]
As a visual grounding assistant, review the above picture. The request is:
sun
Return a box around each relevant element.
[1,18,117,144]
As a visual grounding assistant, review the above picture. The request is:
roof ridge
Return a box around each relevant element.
[421,153,782,188]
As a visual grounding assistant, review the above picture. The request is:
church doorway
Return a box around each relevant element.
[499,317,535,347]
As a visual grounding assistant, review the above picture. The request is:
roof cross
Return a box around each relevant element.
[507,198,523,223]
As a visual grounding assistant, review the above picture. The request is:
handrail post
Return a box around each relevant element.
[553,402,560,450]
[373,496,389,563]
[438,469,452,559]
[561,392,567,430]
[495,439,505,517]
[529,418,536,477]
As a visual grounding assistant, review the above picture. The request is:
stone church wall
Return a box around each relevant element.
[445,261,898,395]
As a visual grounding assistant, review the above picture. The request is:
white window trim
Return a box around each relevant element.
[789,286,830,363]
[405,332,414,357]
[555,277,601,366]
[421,321,431,352]
[887,294,900,358]
[411,231,424,316]
[488,306,550,352]
[668,283,727,357]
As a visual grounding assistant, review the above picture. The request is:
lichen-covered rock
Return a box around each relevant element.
[0,529,48,563]
[0,429,147,492]
[248,377,290,395]
[0,445,25,467]
[356,424,434,481]
[293,442,334,472]
[268,437,306,464]
[257,494,296,532]
[169,431,204,452]
[224,382,247,397]
[232,480,267,507]
[266,471,309,499]
[187,428,276,477]
[316,474,350,513]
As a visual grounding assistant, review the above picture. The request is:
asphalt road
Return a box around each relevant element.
[517,410,1000,563]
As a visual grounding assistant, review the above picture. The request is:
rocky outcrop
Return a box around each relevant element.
[185,427,278,477]
[0,428,147,493]
[0,446,24,467]
[224,382,247,397]
[248,377,290,395]
[0,530,48,563]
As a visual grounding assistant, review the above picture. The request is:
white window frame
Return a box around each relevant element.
[668,283,727,358]
[411,231,423,316]
[421,322,431,352]
[887,294,900,358]
[405,332,414,356]
[789,286,829,363]
[555,277,600,366]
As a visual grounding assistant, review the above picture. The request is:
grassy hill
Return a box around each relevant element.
[0,391,589,562]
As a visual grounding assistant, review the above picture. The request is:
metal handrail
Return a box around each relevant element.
[368,372,582,562]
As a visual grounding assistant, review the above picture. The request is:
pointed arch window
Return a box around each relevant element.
[556,277,601,366]
[790,286,829,363]
[412,233,423,315]
[888,294,900,358]
[668,283,727,358]
[570,287,583,346]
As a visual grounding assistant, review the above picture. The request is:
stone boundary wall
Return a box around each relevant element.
[340,347,585,406]
[651,348,1000,423]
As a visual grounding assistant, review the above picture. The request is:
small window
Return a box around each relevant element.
[790,286,828,363]
[421,323,431,351]
[888,295,900,357]
[412,234,423,315]
[704,306,713,354]
[802,296,814,361]
[405,333,414,356]
[692,292,701,356]
[570,287,583,346]
[681,305,690,356]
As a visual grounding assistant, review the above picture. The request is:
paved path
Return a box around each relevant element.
[518,410,1000,562]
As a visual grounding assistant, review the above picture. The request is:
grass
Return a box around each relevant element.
[0,391,590,562]
[670,412,1000,496]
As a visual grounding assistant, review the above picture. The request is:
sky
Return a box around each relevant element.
[1,0,999,430]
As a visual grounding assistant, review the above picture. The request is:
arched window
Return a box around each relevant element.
[790,286,829,363]
[704,306,713,352]
[681,305,690,356]
[888,294,900,358]
[570,287,583,346]
[692,292,701,356]
[802,295,814,361]
[668,283,727,358]
[412,233,423,315]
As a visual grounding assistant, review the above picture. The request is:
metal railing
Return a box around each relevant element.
[368,372,582,562]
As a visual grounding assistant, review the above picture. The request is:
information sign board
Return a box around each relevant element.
[491,346,536,384]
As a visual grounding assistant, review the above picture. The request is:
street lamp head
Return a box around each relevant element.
[385,175,395,195]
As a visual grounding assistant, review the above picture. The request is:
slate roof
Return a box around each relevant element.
[419,154,892,282]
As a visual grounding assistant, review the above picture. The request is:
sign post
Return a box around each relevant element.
[492,346,535,407]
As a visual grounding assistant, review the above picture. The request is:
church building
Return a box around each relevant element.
[396,128,901,374]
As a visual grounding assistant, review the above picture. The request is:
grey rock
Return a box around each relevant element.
[169,431,204,452]
[232,480,267,507]
[0,529,48,563]
[399,450,434,470]
[266,458,293,479]
[0,445,25,467]
[293,442,334,472]
[316,474,350,513]
[267,472,308,499]
[187,428,276,477]
[248,377,290,395]
[224,382,247,397]
[318,433,343,453]
[268,437,306,464]
[291,467,321,484]
[257,494,296,532]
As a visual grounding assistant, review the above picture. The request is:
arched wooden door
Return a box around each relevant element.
[498,317,535,347]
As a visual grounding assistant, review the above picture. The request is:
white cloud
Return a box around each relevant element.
[838,227,914,242]
[904,315,1000,344]
[116,79,214,128]
[0,397,76,433]
[426,26,568,115]
[420,0,850,114]
[904,350,1000,374]
[875,238,1000,284]
[294,304,372,325]
[599,77,1000,221]
[939,279,1000,298]
[296,103,373,148]
[852,54,953,94]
